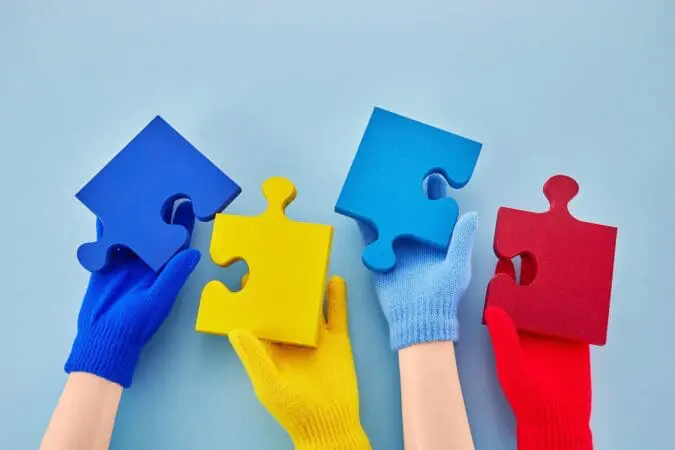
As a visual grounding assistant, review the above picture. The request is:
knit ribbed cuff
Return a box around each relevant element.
[64,325,141,389]
[288,406,371,450]
[518,423,593,450]
[294,428,371,450]
[388,301,459,351]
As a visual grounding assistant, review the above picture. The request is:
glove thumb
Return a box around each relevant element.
[485,307,526,396]
[230,330,280,400]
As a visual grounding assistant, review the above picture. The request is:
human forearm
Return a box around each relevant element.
[485,307,594,450]
[357,187,478,449]
[40,373,122,450]
[41,203,198,449]
[230,276,371,450]
[399,341,474,450]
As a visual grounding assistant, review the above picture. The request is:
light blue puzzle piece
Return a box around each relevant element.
[335,107,482,272]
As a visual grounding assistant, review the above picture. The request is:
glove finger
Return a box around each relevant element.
[172,201,196,237]
[495,258,516,278]
[230,329,280,393]
[147,249,201,318]
[93,218,129,268]
[161,199,174,225]
[326,276,348,333]
[95,218,144,267]
[446,211,479,265]
[485,307,526,390]
[356,219,378,246]
[425,173,450,200]
[96,218,104,240]
[520,253,536,285]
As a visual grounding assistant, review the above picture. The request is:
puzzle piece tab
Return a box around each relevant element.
[196,177,333,347]
[484,175,618,345]
[335,107,482,272]
[76,116,241,272]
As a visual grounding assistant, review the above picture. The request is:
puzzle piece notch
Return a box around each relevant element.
[335,107,482,273]
[484,174,617,346]
[196,176,333,347]
[76,116,241,272]
[494,253,537,286]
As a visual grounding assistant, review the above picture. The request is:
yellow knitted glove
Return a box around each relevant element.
[229,275,371,450]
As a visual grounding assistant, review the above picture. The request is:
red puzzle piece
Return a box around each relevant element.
[484,175,617,346]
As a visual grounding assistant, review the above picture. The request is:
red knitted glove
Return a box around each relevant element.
[485,306,593,450]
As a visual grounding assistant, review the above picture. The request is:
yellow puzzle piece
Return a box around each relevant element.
[196,176,334,347]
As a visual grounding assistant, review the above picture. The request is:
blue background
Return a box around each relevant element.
[1,1,673,449]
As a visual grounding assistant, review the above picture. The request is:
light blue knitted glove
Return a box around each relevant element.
[358,174,478,351]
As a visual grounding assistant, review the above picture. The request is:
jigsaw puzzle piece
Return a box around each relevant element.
[484,175,618,345]
[196,177,333,347]
[335,107,482,272]
[77,218,188,272]
[76,116,241,272]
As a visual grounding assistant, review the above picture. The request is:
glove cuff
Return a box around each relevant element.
[65,325,141,389]
[388,300,459,351]
[518,422,593,450]
[288,407,371,450]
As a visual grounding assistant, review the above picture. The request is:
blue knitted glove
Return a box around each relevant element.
[359,174,478,351]
[65,201,201,388]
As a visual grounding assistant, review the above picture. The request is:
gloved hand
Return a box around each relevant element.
[485,307,593,450]
[358,173,478,350]
[229,275,371,450]
[65,201,201,388]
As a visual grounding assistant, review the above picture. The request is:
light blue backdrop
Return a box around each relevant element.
[1,1,673,449]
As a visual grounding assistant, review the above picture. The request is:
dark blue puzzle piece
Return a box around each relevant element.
[335,107,482,272]
[76,116,241,272]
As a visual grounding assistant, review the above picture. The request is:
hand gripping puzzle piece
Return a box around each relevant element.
[484,175,618,345]
[76,116,241,272]
[335,107,482,273]
[196,176,333,347]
